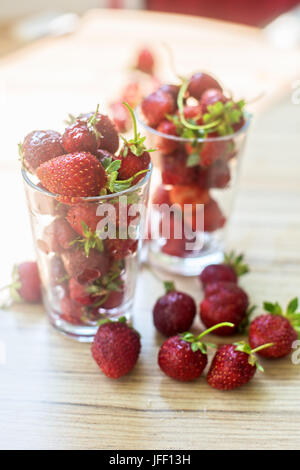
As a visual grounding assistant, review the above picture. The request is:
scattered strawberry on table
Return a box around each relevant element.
[1,261,41,306]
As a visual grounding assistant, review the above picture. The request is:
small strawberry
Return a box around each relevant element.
[61,247,110,283]
[204,197,226,232]
[69,277,95,306]
[105,238,138,260]
[199,251,249,287]
[91,317,141,378]
[183,105,203,121]
[200,281,249,335]
[136,47,155,74]
[36,152,107,198]
[158,322,234,382]
[66,203,102,237]
[159,84,180,101]
[198,159,231,189]
[200,140,227,167]
[188,72,222,100]
[249,298,300,358]
[60,294,85,325]
[156,119,179,155]
[200,88,228,114]
[62,107,101,154]
[3,262,41,304]
[79,111,119,154]
[207,341,273,390]
[20,130,64,173]
[40,218,77,254]
[153,281,196,337]
[141,89,176,128]
[161,149,198,186]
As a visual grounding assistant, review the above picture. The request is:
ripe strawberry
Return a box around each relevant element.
[20,130,64,173]
[200,88,228,114]
[136,47,155,74]
[96,149,114,165]
[199,251,249,287]
[198,159,230,189]
[161,149,198,186]
[66,203,102,237]
[188,72,222,100]
[36,152,107,198]
[101,288,125,309]
[156,120,179,155]
[106,238,138,260]
[158,322,234,382]
[80,111,119,154]
[110,101,131,133]
[69,277,97,306]
[141,89,176,127]
[6,261,41,304]
[159,84,180,101]
[169,184,210,208]
[182,105,203,122]
[40,218,76,254]
[200,281,249,335]
[160,213,198,258]
[249,298,300,358]
[152,184,171,206]
[207,341,272,390]
[60,294,85,325]
[61,247,110,283]
[200,140,227,167]
[204,197,226,232]
[62,120,99,154]
[91,317,141,378]
[153,281,196,336]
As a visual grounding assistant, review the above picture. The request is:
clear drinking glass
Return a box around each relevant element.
[22,167,151,342]
[137,106,250,276]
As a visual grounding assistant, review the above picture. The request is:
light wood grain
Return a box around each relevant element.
[0,9,300,450]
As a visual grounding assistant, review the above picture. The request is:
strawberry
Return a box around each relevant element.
[169,184,210,208]
[156,120,179,155]
[207,341,273,390]
[200,281,249,335]
[61,247,110,283]
[153,281,196,336]
[141,89,176,128]
[152,184,171,206]
[204,198,226,232]
[160,213,198,258]
[100,287,125,309]
[183,105,203,122]
[161,149,198,186]
[159,84,180,101]
[40,218,77,254]
[49,256,68,287]
[136,47,155,74]
[200,140,227,167]
[36,152,107,198]
[106,238,138,260]
[20,130,64,173]
[199,251,249,287]
[121,81,141,108]
[79,111,119,154]
[198,159,230,189]
[62,117,99,154]
[69,277,97,306]
[60,294,85,325]
[110,101,131,133]
[158,322,234,382]
[200,88,228,114]
[249,298,300,358]
[188,72,222,100]
[91,317,141,378]
[66,203,102,237]
[5,261,41,304]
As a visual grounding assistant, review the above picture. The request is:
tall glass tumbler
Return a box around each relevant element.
[137,106,250,276]
[22,167,151,342]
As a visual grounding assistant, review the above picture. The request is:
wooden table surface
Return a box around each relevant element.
[0,9,300,450]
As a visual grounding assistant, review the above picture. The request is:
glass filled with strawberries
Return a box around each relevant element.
[21,104,152,341]
[137,72,250,275]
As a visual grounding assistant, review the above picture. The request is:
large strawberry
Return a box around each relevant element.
[20,130,64,173]
[36,152,107,198]
[141,89,176,127]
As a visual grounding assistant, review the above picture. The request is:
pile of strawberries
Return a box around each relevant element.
[141,72,246,257]
[19,103,151,325]
[91,252,299,391]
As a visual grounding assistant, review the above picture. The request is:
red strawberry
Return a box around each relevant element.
[61,247,110,283]
[62,120,99,154]
[182,105,203,123]
[200,281,249,335]
[158,322,233,382]
[6,261,41,304]
[200,140,227,167]
[91,318,141,378]
[161,149,198,186]
[153,281,196,336]
[198,159,230,189]
[199,251,249,287]
[136,48,155,74]
[110,101,131,133]
[69,277,95,306]
[160,213,198,258]
[188,73,222,100]
[200,88,228,114]
[159,84,180,101]
[20,130,64,173]
[80,112,119,154]
[66,203,102,237]
[152,185,171,207]
[40,218,76,254]
[36,152,107,198]
[204,198,226,232]
[141,89,176,127]
[101,288,125,309]
[169,184,210,208]
[207,341,272,390]
[106,238,138,260]
[249,298,300,358]
[49,256,68,287]
[60,294,85,325]
[156,120,179,155]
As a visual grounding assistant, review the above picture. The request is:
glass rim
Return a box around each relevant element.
[135,105,251,142]
[21,162,152,201]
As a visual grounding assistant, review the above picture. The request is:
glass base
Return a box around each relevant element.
[47,300,133,343]
[148,237,224,276]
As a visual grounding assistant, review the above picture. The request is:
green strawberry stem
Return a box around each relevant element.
[224,251,249,277]
[251,343,274,355]
[197,322,234,339]
[181,322,234,354]
[177,79,221,131]
[123,101,138,142]
[163,281,176,293]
